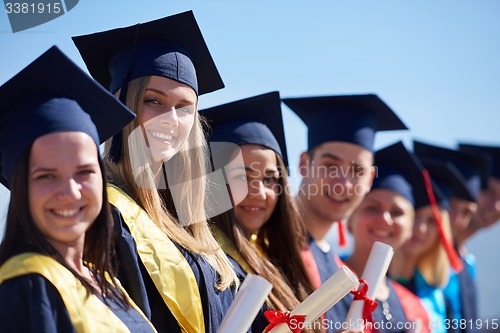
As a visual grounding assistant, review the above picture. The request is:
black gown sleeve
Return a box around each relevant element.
[0,274,76,333]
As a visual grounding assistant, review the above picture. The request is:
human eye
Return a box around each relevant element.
[144,97,162,106]
[262,176,280,187]
[34,173,55,181]
[176,105,195,116]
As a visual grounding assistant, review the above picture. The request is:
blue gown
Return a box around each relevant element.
[0,273,155,333]
[226,255,269,333]
[307,236,343,332]
[407,271,448,333]
[443,254,479,333]
[112,206,236,333]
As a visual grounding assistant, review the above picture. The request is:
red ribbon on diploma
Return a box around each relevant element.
[263,310,306,333]
[350,279,378,323]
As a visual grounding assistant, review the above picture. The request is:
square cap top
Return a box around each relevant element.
[282,94,407,152]
[201,91,288,168]
[73,10,224,96]
[414,140,491,198]
[0,46,135,188]
[419,158,474,203]
[459,142,500,179]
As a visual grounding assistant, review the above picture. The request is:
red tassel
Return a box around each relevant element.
[263,310,306,333]
[350,279,378,323]
[338,220,348,247]
[421,169,464,272]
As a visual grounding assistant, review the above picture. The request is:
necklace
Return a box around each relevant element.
[381,299,393,321]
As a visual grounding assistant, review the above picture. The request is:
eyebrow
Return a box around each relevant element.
[30,163,98,174]
[144,88,196,105]
[319,153,365,168]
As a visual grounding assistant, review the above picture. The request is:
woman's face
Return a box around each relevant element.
[402,205,439,257]
[349,189,414,251]
[228,145,280,234]
[139,76,197,162]
[28,132,103,250]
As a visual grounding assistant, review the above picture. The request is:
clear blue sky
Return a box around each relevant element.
[1,0,500,319]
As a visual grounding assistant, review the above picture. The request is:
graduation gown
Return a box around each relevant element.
[400,271,447,333]
[107,184,235,333]
[306,235,344,331]
[443,254,479,333]
[328,278,431,333]
[212,225,272,333]
[0,253,155,333]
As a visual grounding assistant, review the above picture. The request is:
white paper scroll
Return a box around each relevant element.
[344,241,394,329]
[269,265,359,333]
[217,274,273,333]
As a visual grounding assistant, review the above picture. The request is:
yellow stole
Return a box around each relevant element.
[0,253,156,333]
[107,184,204,333]
[211,225,254,274]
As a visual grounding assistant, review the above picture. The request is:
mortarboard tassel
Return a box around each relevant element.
[422,169,464,272]
[338,220,348,247]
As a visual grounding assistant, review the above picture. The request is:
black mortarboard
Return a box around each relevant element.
[200,91,289,168]
[413,140,491,199]
[0,46,135,189]
[419,158,475,203]
[72,10,224,96]
[282,94,408,152]
[412,160,449,210]
[459,143,500,180]
[372,141,425,206]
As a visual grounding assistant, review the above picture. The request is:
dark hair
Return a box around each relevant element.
[0,145,130,308]
[212,151,314,311]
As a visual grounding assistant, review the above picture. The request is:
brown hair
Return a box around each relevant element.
[0,146,130,307]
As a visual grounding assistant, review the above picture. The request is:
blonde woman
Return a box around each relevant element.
[73,11,239,333]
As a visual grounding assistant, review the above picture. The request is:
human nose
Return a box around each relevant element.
[57,178,82,201]
[160,107,179,127]
[247,179,267,199]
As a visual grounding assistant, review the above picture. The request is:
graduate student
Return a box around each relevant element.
[391,158,462,333]
[329,142,432,333]
[414,141,492,333]
[73,11,239,333]
[201,91,320,332]
[0,46,155,332]
[282,95,407,329]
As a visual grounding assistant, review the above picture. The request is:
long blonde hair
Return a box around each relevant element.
[105,76,238,289]
[416,208,451,288]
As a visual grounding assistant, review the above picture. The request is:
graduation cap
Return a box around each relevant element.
[282,94,408,152]
[0,46,136,189]
[72,10,223,96]
[200,91,289,168]
[373,142,463,271]
[419,158,475,203]
[413,140,491,199]
[372,142,425,205]
[459,143,500,180]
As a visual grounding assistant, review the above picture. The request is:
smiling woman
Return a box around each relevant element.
[0,46,155,332]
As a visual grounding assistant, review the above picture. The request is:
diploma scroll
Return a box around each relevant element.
[217,274,273,333]
[269,265,359,333]
[345,241,394,329]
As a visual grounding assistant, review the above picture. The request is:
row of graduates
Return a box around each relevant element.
[0,9,499,333]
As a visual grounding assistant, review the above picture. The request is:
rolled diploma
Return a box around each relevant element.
[345,241,394,329]
[217,274,273,333]
[269,265,359,333]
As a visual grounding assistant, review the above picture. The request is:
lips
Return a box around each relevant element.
[51,208,81,217]
[148,130,174,141]
[239,205,265,214]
